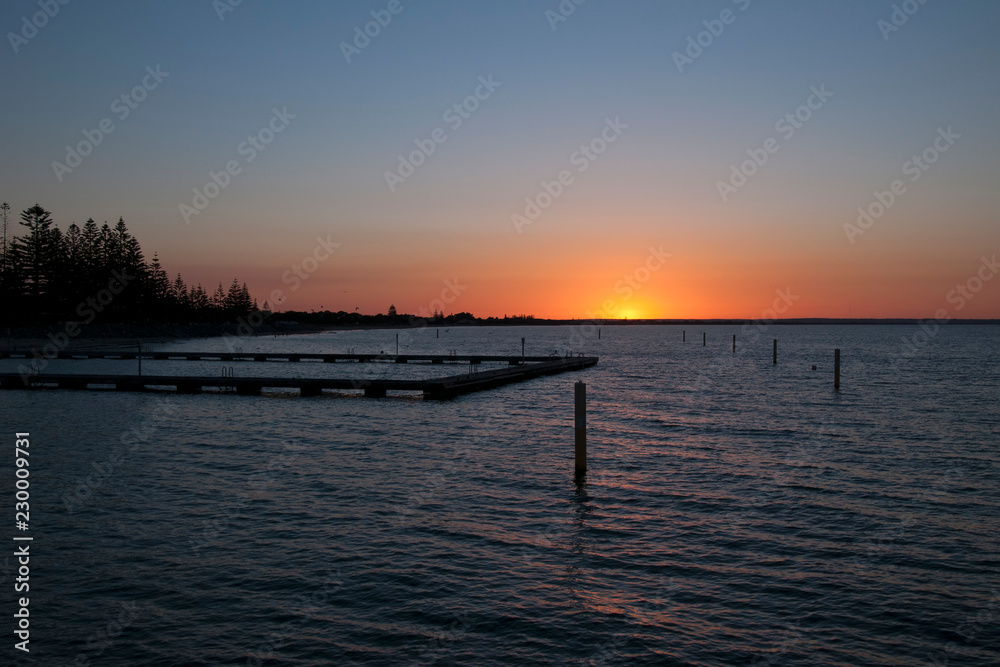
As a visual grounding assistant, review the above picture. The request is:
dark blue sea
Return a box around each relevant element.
[2,324,998,666]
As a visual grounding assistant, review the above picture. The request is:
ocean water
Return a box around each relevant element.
[2,324,998,666]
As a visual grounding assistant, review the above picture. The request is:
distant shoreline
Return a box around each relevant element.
[463,318,1000,326]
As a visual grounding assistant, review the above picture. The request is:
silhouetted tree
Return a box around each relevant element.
[239,282,252,313]
[98,222,114,273]
[0,202,20,315]
[11,204,58,310]
[146,253,171,312]
[190,283,209,312]
[5,204,259,325]
[212,282,226,310]
[225,277,242,313]
[0,202,10,276]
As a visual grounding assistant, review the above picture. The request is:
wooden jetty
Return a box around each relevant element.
[0,350,561,365]
[0,355,598,400]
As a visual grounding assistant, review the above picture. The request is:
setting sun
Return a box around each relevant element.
[615,304,654,320]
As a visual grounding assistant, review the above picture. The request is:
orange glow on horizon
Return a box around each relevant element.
[167,215,999,320]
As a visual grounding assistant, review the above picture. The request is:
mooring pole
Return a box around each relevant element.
[733,334,736,353]
[773,339,778,365]
[522,337,525,359]
[703,332,706,347]
[575,381,586,476]
[834,348,841,389]
[598,328,601,340]
[683,330,685,343]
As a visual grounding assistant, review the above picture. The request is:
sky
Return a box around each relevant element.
[2,0,998,319]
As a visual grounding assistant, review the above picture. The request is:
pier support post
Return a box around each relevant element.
[773,339,778,365]
[834,349,841,390]
[575,381,586,476]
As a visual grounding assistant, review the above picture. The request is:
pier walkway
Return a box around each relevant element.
[1,350,564,365]
[0,355,598,399]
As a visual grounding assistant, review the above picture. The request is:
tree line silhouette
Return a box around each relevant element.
[1,203,257,325]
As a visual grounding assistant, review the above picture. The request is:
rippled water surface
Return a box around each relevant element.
[2,325,998,666]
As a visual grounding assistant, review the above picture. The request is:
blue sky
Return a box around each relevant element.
[2,0,998,317]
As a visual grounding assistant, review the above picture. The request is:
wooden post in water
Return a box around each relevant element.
[773,339,778,365]
[733,334,736,353]
[395,333,399,355]
[522,337,525,359]
[703,332,706,347]
[575,381,586,476]
[683,330,685,342]
[436,329,439,338]
[598,328,601,340]
[834,349,841,389]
